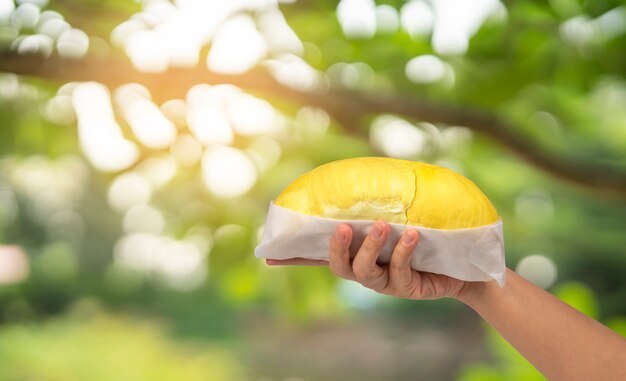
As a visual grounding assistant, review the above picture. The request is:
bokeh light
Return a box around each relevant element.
[37,15,69,40]
[123,205,165,234]
[0,0,16,22]
[160,99,187,128]
[0,245,29,285]
[11,2,39,29]
[337,0,377,39]
[115,84,177,149]
[226,92,282,136]
[186,84,235,145]
[400,0,434,37]
[375,4,399,34]
[72,82,139,172]
[170,133,203,167]
[266,54,322,92]
[516,254,558,289]
[134,156,177,189]
[17,34,52,56]
[370,115,426,159]
[114,232,207,290]
[108,173,152,213]
[201,145,257,198]
[56,28,89,58]
[258,8,303,55]
[125,29,169,73]
[515,190,555,227]
[207,15,266,74]
[246,137,282,172]
[405,55,446,84]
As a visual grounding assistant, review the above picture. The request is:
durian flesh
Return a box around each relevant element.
[275,157,499,230]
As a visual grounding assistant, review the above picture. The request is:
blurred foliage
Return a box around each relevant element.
[0,301,245,381]
[1,0,626,380]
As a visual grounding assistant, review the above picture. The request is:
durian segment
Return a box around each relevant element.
[274,157,499,229]
[308,157,415,224]
[406,163,499,229]
[276,158,415,224]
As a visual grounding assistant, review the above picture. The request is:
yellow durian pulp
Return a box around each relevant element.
[275,157,499,230]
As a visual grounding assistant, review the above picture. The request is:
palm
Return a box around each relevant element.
[404,271,467,300]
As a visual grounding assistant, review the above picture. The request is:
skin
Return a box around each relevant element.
[267,221,626,381]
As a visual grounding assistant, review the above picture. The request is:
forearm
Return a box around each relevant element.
[458,269,626,381]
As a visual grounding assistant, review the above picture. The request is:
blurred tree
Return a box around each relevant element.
[0,301,245,381]
[0,0,626,379]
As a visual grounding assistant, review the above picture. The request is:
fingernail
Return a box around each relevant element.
[371,222,385,240]
[402,230,417,246]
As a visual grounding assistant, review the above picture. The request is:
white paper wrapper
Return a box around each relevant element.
[255,202,507,287]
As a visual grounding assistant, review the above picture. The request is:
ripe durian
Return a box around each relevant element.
[275,157,498,230]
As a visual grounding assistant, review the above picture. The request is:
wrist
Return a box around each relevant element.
[455,277,497,307]
[455,280,478,304]
[456,268,513,308]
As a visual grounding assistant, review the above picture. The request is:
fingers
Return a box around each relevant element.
[328,223,356,280]
[388,229,420,296]
[352,221,390,291]
[266,258,329,266]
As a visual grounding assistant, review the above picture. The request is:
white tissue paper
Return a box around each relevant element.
[255,202,507,287]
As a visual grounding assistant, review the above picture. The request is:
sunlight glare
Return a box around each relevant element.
[108,172,152,213]
[207,15,267,74]
[227,92,281,136]
[258,8,303,55]
[516,254,557,289]
[431,0,500,55]
[0,0,15,22]
[37,17,69,40]
[72,82,139,172]
[376,4,399,34]
[594,6,626,41]
[134,156,178,189]
[370,116,426,159]
[405,54,446,84]
[246,137,282,172]
[17,34,53,56]
[155,240,205,290]
[170,134,203,167]
[400,0,434,37]
[43,94,75,125]
[160,99,187,128]
[155,16,200,67]
[296,107,331,140]
[337,0,376,39]
[266,54,321,92]
[115,84,177,149]
[11,3,39,29]
[126,29,169,72]
[187,104,233,145]
[57,28,89,58]
[201,146,257,198]
[114,232,207,290]
[114,233,163,273]
[123,204,165,234]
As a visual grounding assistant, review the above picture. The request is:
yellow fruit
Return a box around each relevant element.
[275,157,498,229]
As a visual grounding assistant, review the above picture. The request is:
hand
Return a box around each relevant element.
[266,221,469,300]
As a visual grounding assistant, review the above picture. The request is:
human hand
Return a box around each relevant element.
[266,221,469,300]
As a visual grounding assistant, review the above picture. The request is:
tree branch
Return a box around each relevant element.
[2,51,626,197]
